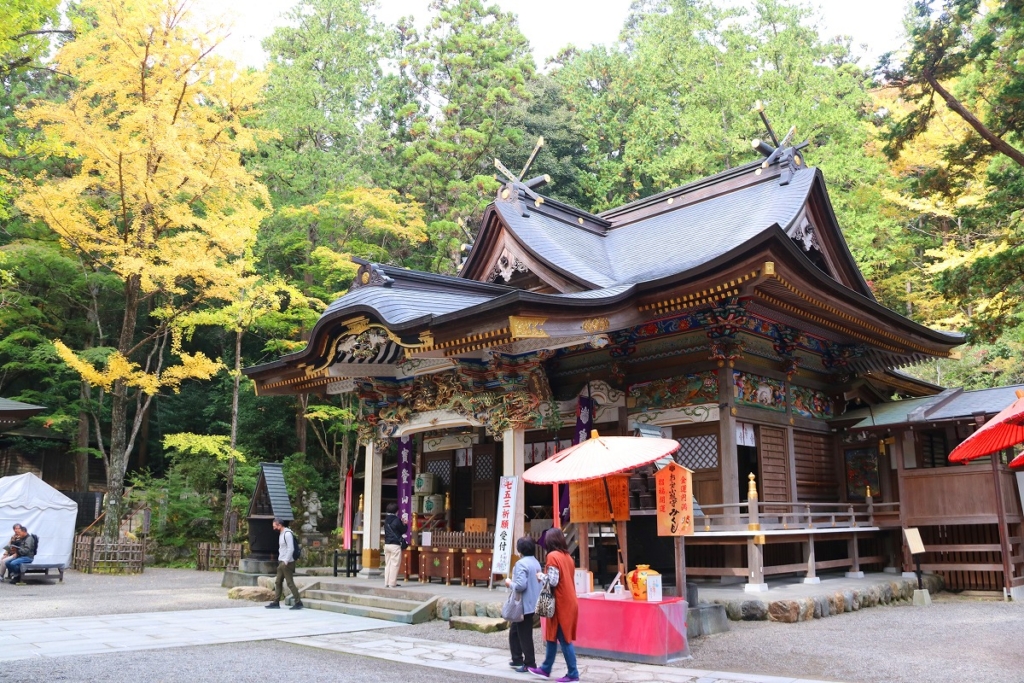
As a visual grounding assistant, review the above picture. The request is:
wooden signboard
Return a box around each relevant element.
[655,462,694,536]
[569,476,631,523]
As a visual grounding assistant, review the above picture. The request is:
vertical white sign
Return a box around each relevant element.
[491,475,519,575]
[646,575,663,602]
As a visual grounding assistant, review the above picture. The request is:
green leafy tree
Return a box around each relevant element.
[880,0,1024,170]
[392,0,535,272]
[17,0,272,537]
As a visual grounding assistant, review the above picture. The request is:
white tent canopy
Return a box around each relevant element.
[0,472,77,567]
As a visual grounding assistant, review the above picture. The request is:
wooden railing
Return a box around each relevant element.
[196,542,242,571]
[694,494,893,533]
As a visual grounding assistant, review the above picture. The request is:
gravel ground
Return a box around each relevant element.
[4,640,492,683]
[384,593,1024,683]
[0,568,233,620]
[4,570,1022,683]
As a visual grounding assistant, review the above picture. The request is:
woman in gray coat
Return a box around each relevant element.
[505,536,542,672]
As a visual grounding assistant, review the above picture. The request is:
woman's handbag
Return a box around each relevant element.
[536,575,556,619]
[501,587,525,622]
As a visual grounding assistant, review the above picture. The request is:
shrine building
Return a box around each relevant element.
[245,138,1022,595]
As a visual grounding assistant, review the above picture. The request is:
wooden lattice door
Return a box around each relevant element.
[672,424,721,507]
[757,425,790,512]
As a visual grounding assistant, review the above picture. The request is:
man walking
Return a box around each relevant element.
[266,518,303,610]
[382,503,408,588]
[5,524,35,584]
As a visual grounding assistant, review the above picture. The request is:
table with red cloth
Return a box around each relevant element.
[567,593,690,664]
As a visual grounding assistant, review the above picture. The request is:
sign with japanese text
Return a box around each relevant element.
[491,475,519,574]
[397,436,414,544]
[655,462,694,536]
[568,476,631,523]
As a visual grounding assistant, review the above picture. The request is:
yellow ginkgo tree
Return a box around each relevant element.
[16,0,274,538]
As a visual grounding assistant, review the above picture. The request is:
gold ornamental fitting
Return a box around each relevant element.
[747,472,758,500]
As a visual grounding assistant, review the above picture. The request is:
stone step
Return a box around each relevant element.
[300,597,435,624]
[303,589,422,612]
[293,581,437,624]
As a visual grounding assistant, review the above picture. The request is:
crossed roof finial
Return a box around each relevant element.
[750,101,806,186]
[494,137,551,216]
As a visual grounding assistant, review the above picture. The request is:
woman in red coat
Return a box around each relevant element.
[528,528,579,682]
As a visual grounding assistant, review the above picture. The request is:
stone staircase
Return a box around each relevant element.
[292,581,437,624]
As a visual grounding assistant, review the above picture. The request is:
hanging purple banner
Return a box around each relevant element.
[558,396,595,523]
[397,436,414,543]
[573,396,595,445]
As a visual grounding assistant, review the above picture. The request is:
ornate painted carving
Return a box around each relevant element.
[789,385,833,419]
[772,325,805,378]
[822,342,865,382]
[733,371,786,412]
[509,316,548,338]
[581,317,610,333]
[491,247,529,283]
[697,298,747,367]
[627,372,718,412]
[358,354,551,440]
[787,213,821,253]
[631,405,718,426]
[337,329,389,360]
[351,262,394,288]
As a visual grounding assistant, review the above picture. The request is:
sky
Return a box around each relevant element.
[215,0,910,70]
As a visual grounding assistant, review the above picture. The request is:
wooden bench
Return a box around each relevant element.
[18,563,66,582]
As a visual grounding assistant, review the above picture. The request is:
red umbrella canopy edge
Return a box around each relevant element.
[522,430,682,485]
[948,390,1024,464]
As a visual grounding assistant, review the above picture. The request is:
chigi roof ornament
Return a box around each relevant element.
[750,101,807,186]
[494,136,550,217]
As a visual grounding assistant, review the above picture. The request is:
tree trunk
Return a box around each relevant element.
[926,73,1024,169]
[76,382,91,491]
[102,274,141,540]
[222,328,242,546]
[296,393,308,455]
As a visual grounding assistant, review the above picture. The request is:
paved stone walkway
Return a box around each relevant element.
[285,630,844,683]
[0,606,402,661]
[0,606,845,682]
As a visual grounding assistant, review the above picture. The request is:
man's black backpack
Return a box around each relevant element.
[288,530,301,562]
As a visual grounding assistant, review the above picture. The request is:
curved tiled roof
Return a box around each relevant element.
[489,162,815,288]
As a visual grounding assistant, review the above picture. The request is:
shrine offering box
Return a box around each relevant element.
[573,594,690,664]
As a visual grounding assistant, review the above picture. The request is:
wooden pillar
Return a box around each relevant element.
[674,536,687,598]
[719,368,743,581]
[578,522,590,571]
[846,532,864,578]
[503,428,526,547]
[991,452,1013,597]
[358,439,383,577]
[718,368,739,512]
[894,430,911,573]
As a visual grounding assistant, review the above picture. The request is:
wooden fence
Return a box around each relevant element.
[73,534,145,574]
[196,543,242,571]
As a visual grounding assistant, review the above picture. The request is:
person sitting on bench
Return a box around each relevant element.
[0,525,17,580]
[5,524,36,584]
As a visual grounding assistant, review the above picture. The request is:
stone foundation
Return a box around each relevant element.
[712,575,944,623]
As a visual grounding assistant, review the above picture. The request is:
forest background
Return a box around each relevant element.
[1,0,1022,558]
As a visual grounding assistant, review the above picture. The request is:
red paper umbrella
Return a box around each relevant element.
[523,431,681,579]
[948,391,1024,465]
[522,431,681,484]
